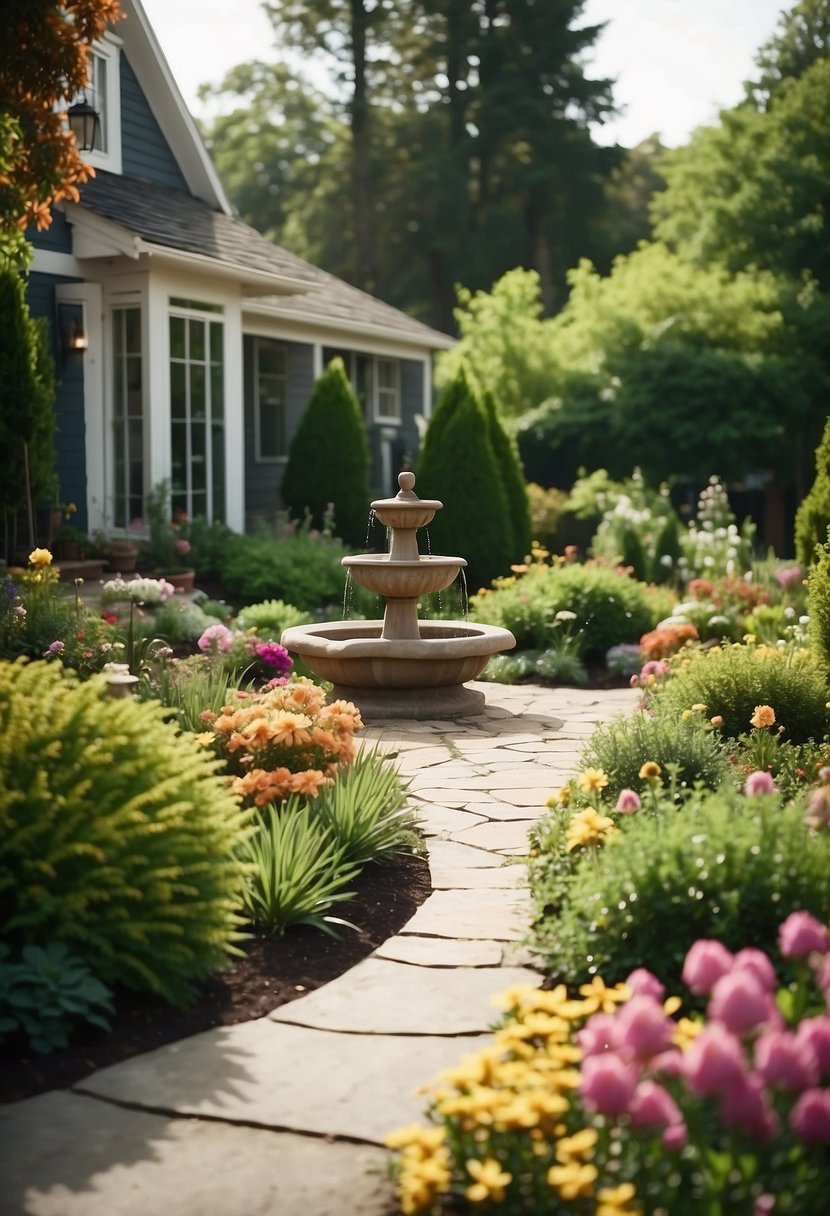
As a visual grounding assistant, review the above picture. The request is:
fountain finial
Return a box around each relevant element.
[398,471,416,494]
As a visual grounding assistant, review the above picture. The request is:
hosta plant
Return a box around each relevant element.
[0,942,114,1054]
[388,917,830,1215]
[0,659,252,1004]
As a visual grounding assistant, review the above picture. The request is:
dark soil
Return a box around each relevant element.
[0,850,431,1105]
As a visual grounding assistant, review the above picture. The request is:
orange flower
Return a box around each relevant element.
[750,705,776,729]
[269,712,312,748]
[289,769,329,798]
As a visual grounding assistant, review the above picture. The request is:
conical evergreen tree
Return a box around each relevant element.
[481,389,531,563]
[795,416,830,568]
[280,358,370,548]
[417,368,513,591]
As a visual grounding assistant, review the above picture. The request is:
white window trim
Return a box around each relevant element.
[81,34,122,175]
[168,298,226,522]
[253,337,288,464]
[373,356,402,425]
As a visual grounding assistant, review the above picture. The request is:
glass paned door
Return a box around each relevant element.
[169,306,225,521]
[112,307,143,529]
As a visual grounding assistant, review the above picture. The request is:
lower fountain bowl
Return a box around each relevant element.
[280,620,516,719]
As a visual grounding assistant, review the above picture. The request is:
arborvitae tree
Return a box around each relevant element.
[795,416,830,568]
[808,526,830,670]
[416,368,513,592]
[280,357,371,548]
[481,389,532,564]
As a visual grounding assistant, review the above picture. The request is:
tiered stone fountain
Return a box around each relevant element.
[280,472,515,719]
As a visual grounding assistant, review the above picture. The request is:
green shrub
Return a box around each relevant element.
[280,358,371,548]
[654,641,830,744]
[795,417,830,568]
[219,527,350,611]
[239,802,359,935]
[185,516,237,579]
[0,942,113,1054]
[532,785,830,987]
[417,368,514,591]
[470,562,659,658]
[147,597,217,643]
[579,708,730,802]
[0,659,251,1004]
[808,534,830,669]
[481,389,532,563]
[235,598,312,638]
[312,747,417,865]
[525,482,569,551]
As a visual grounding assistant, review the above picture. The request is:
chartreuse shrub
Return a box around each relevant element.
[235,598,312,638]
[470,561,661,658]
[280,357,370,547]
[795,416,830,569]
[653,639,830,744]
[578,707,730,803]
[532,784,830,989]
[0,659,251,1005]
[808,534,830,670]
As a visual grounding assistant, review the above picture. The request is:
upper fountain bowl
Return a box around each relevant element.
[370,470,442,532]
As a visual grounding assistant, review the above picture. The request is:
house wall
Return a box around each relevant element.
[243,335,315,530]
[27,271,88,528]
[120,55,188,191]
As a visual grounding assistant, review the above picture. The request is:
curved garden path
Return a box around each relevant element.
[0,681,636,1216]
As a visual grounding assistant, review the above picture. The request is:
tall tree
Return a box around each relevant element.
[0,0,123,265]
[747,0,830,108]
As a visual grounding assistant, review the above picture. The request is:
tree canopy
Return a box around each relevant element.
[0,0,123,265]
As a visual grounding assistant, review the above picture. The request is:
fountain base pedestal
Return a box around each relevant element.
[329,682,486,721]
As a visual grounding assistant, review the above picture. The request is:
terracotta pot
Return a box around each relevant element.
[105,541,138,573]
[162,569,196,593]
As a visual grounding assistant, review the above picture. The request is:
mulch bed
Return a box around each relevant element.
[0,850,431,1105]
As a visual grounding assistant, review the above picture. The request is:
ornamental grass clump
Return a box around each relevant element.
[201,675,362,807]
[652,639,830,745]
[532,783,830,989]
[0,659,251,1005]
[389,920,830,1215]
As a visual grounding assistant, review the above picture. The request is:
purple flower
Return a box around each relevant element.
[629,1079,684,1132]
[796,1017,830,1077]
[577,1012,619,1058]
[682,939,734,995]
[779,912,829,959]
[625,968,665,1003]
[197,623,234,654]
[755,1029,819,1092]
[43,640,65,657]
[743,770,776,797]
[579,1052,640,1115]
[790,1088,830,1143]
[732,948,777,994]
[708,970,773,1035]
[775,565,803,588]
[254,642,293,672]
[683,1024,747,1097]
[614,995,674,1061]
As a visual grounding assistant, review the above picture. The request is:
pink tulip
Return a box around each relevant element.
[779,912,829,959]
[580,1052,640,1115]
[615,788,642,814]
[790,1088,830,1143]
[625,967,665,1002]
[682,939,734,995]
[754,1029,818,1092]
[732,947,777,993]
[796,1017,830,1077]
[614,995,674,1061]
[815,956,830,1007]
[629,1080,683,1131]
[719,1071,779,1142]
[661,1122,688,1151]
[577,1012,619,1058]
[743,770,777,796]
[708,970,772,1035]
[754,1197,776,1216]
[683,1024,747,1096]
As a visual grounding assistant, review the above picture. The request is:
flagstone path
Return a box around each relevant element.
[0,681,636,1216]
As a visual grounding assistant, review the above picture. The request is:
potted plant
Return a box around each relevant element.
[146,480,195,592]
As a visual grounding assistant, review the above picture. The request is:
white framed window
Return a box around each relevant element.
[322,349,402,426]
[254,339,288,462]
[169,300,225,521]
[75,36,122,174]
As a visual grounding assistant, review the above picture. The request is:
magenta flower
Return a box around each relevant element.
[45,639,65,655]
[614,995,674,1061]
[796,1017,830,1077]
[754,1029,818,1092]
[719,1071,779,1141]
[815,956,830,1006]
[790,1088,830,1143]
[732,947,778,994]
[579,1052,640,1115]
[197,623,234,654]
[683,1024,747,1097]
[779,911,830,959]
[708,970,773,1035]
[577,1012,619,1058]
[661,1122,688,1151]
[174,538,191,554]
[682,939,734,996]
[254,642,293,673]
[625,968,665,1002]
[775,565,803,588]
[615,788,642,814]
[640,659,669,680]
[628,1079,684,1131]
[743,770,777,797]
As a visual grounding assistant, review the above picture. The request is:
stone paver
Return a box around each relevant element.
[0,683,637,1216]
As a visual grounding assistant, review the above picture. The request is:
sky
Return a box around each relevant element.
[140,0,790,149]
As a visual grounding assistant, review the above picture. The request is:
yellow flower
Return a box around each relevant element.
[681,709,692,721]
[465,1157,512,1204]
[555,1127,598,1162]
[691,703,707,712]
[565,807,617,852]
[638,761,661,782]
[596,1182,642,1215]
[547,1160,598,1200]
[673,1016,705,1050]
[743,633,756,645]
[750,704,776,729]
[579,976,631,1012]
[28,547,52,566]
[577,767,609,794]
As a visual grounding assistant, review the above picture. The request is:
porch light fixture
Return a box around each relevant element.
[58,302,88,358]
[67,97,101,153]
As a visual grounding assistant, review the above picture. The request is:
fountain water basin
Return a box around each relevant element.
[280,471,515,718]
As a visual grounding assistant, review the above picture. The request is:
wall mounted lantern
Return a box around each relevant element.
[67,97,101,153]
[58,301,88,359]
